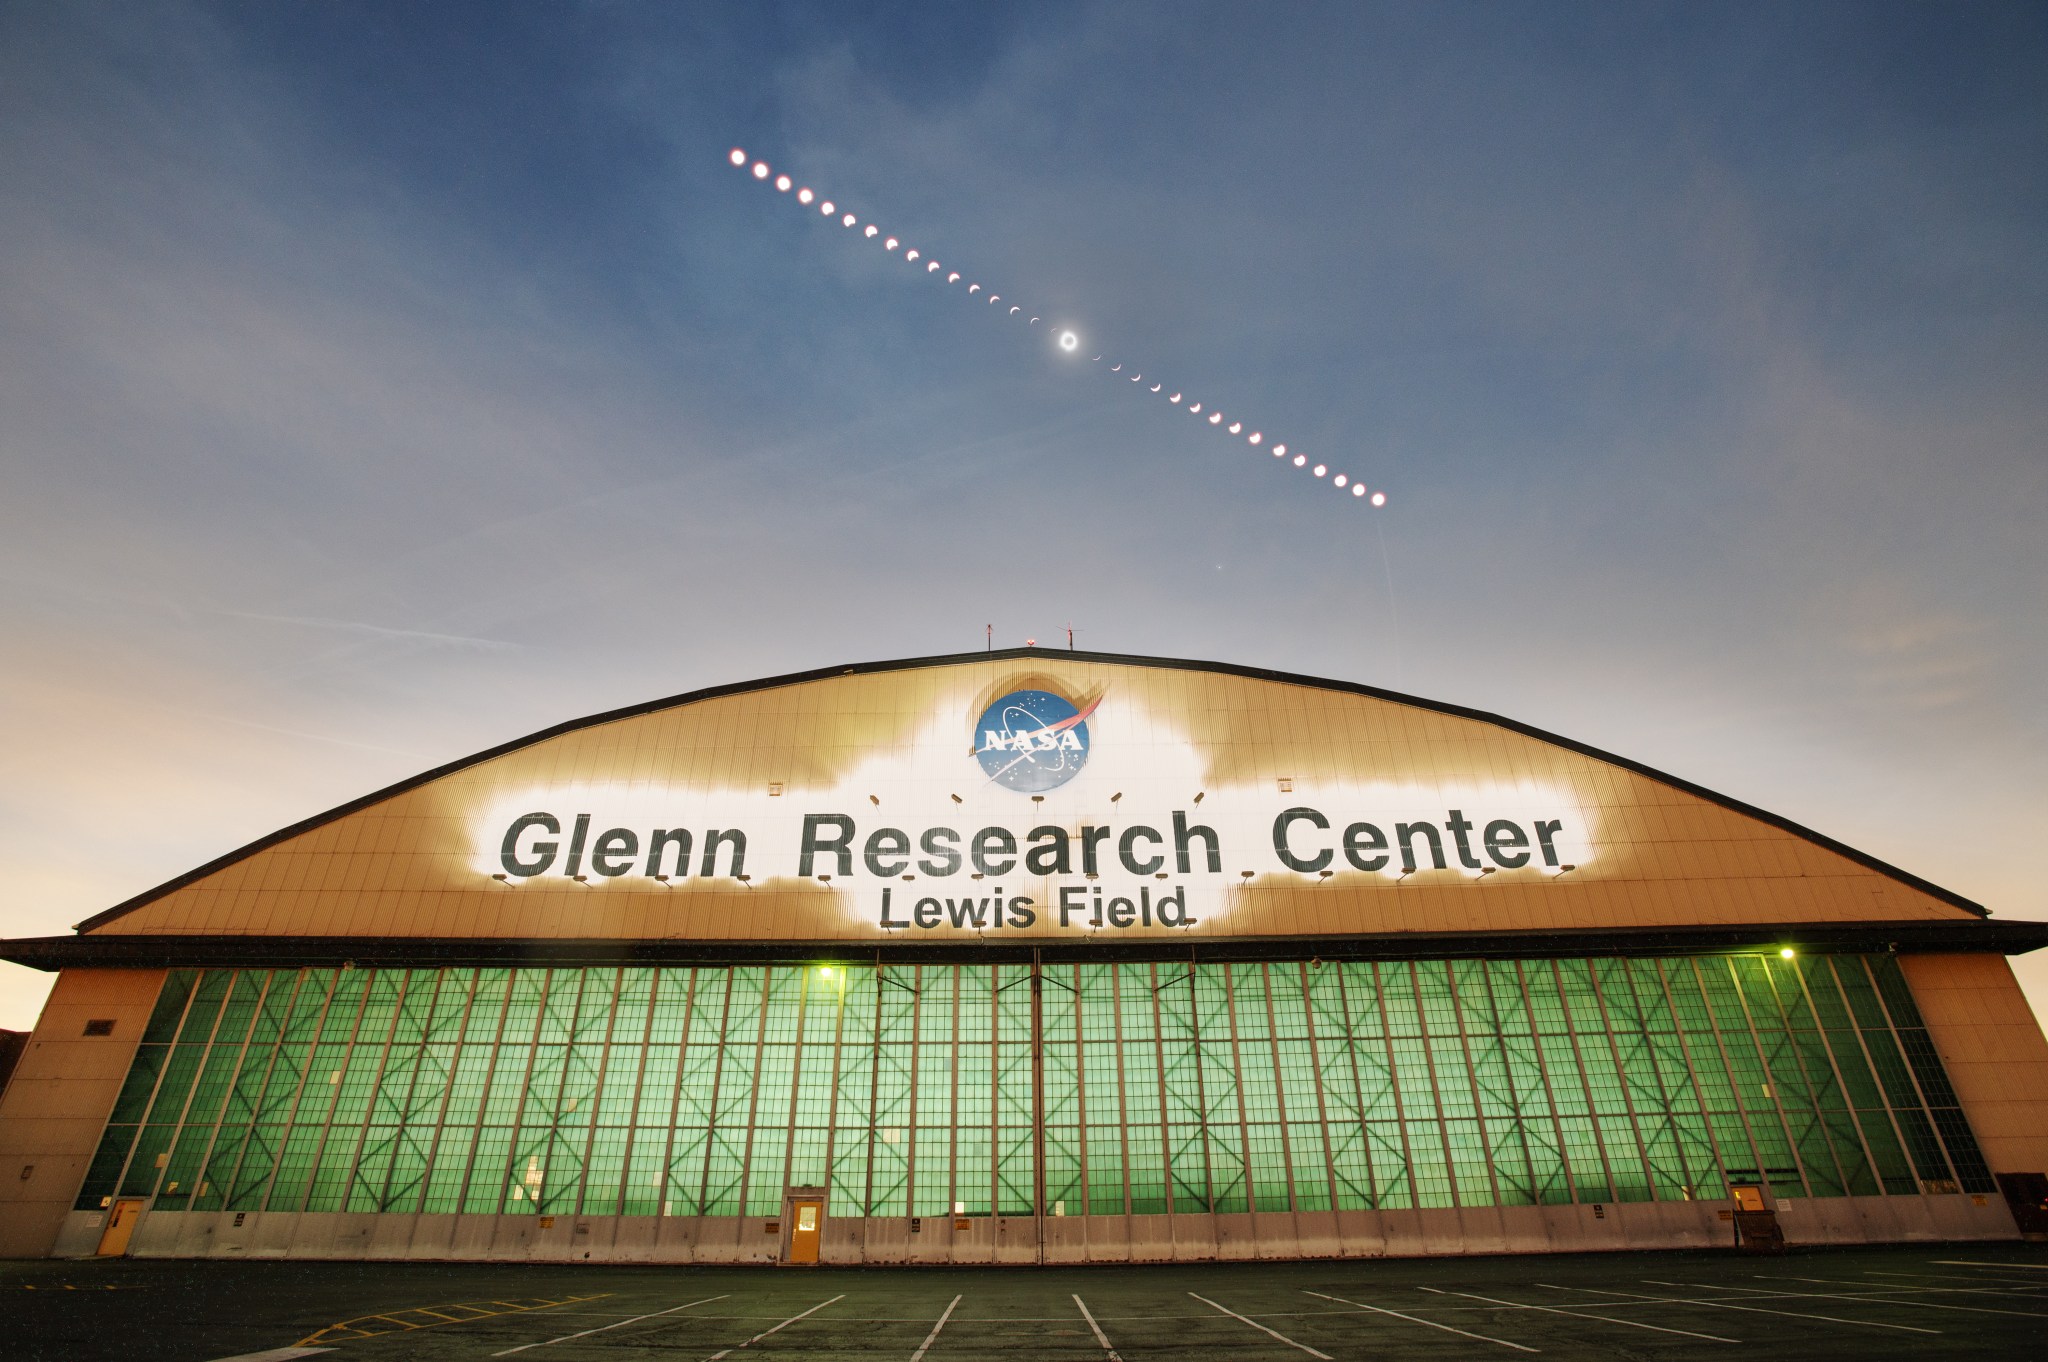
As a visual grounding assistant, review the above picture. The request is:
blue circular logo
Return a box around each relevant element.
[973,689,1095,792]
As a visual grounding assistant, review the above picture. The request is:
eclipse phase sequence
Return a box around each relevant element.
[728,146,1386,507]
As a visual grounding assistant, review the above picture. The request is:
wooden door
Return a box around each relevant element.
[96,1199,144,1256]
[788,1200,822,1263]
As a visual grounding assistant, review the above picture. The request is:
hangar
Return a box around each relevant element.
[3,649,2045,1263]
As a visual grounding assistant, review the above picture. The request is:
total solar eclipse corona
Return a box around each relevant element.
[3,649,2045,1264]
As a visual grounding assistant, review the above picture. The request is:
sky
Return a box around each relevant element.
[1,1,2044,1030]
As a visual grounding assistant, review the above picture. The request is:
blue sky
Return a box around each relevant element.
[2,1,2044,1026]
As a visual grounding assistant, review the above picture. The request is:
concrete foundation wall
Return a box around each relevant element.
[0,969,166,1258]
[49,1192,2017,1264]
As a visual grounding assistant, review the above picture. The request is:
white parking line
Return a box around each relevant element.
[1777,1274,2048,1303]
[1542,1283,1938,1334]
[1194,1293,1335,1359]
[1072,1295,1122,1361]
[910,1295,963,1362]
[1668,1279,2048,1320]
[704,1295,844,1360]
[202,1350,334,1362]
[493,1295,727,1356]
[1304,1290,1534,1354]
[1439,1288,1738,1343]
[1934,1260,2048,1271]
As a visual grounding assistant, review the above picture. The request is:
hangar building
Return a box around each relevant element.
[3,650,2046,1263]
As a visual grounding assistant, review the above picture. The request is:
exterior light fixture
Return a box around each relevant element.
[490,873,509,882]
[1110,792,1123,803]
[572,875,591,885]
[1239,870,1255,880]
[1476,867,1496,878]
[1317,870,1334,881]
[817,874,832,883]
[1193,792,1205,804]
[1779,947,1796,960]
[868,795,880,806]
[949,793,963,804]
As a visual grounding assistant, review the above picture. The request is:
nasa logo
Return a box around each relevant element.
[973,689,1101,793]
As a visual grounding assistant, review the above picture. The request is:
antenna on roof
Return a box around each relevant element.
[986,623,992,653]
[1066,622,1075,651]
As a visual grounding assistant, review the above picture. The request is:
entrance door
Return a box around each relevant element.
[1730,1184,1767,1212]
[788,1200,822,1264]
[96,1199,144,1257]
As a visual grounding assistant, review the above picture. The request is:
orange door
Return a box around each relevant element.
[788,1200,822,1263]
[1731,1184,1767,1212]
[96,1199,144,1256]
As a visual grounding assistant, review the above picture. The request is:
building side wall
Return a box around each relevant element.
[83,1194,2015,1264]
[0,968,164,1256]
[1902,954,2048,1177]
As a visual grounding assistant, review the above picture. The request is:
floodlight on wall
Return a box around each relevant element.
[868,794,880,806]
[1193,791,1205,804]
[1779,947,1797,960]
[1317,870,1333,881]
[652,875,673,889]
[971,873,985,881]
[490,873,510,883]
[1156,872,1170,880]
[1110,792,1123,803]
[572,875,591,886]
[817,874,832,884]
[1475,867,1496,879]
[1547,863,1578,877]
[1239,870,1255,880]
[949,793,963,804]
[901,874,916,882]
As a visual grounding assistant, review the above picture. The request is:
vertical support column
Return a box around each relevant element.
[1030,951,1045,1264]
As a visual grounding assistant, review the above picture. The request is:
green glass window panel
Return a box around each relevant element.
[74,1125,138,1208]
[141,970,199,1045]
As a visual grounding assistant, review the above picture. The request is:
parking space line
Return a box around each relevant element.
[910,1295,963,1362]
[1934,1261,2048,1271]
[1072,1295,1122,1361]
[493,1295,728,1356]
[1540,1283,1939,1334]
[1862,1269,2048,1288]
[705,1295,844,1361]
[1776,1274,2048,1305]
[1193,1294,1334,1359]
[1437,1288,1738,1343]
[1662,1279,2048,1321]
[1303,1290,1532,1354]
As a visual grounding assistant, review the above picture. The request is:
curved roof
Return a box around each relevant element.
[69,648,1984,942]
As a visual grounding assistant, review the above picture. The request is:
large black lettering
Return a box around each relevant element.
[1395,821,1446,873]
[1272,807,1332,872]
[1342,822,1389,872]
[500,813,560,877]
[971,826,1018,876]
[947,897,992,928]
[1079,826,1112,876]
[1024,826,1071,875]
[1484,820,1530,869]
[919,827,962,877]
[590,828,638,877]
[864,827,911,877]
[563,813,591,877]
[799,814,855,877]
[1444,809,1483,869]
[1534,819,1565,867]
[1118,825,1165,875]
[645,828,693,878]
[1173,810,1221,873]
[700,828,747,878]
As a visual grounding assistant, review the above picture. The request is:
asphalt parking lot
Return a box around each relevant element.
[7,1244,2048,1362]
